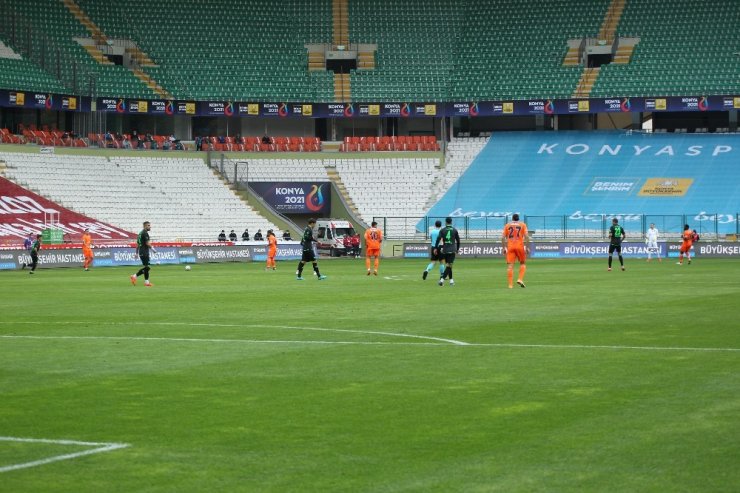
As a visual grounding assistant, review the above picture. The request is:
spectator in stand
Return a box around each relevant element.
[147,133,158,150]
[104,130,114,148]
[122,135,132,149]
[254,229,264,241]
[241,229,250,241]
[195,136,202,151]
[218,230,227,242]
[261,133,271,145]
[351,233,361,258]
[229,229,237,241]
[234,133,244,145]
[282,229,292,241]
[23,233,34,251]
[343,234,353,256]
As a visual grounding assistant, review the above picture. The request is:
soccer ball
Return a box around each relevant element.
[185,265,191,271]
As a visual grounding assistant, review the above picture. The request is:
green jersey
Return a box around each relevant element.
[137,229,151,256]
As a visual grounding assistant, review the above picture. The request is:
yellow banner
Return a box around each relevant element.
[248,104,259,116]
[138,101,148,113]
[185,102,196,115]
[734,97,740,109]
[68,97,77,110]
[424,104,436,116]
[654,99,667,111]
[578,100,590,112]
[503,102,514,114]
[638,178,694,197]
[302,104,313,116]
[15,92,25,105]
[368,105,380,116]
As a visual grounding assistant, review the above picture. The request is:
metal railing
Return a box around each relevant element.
[374,214,740,241]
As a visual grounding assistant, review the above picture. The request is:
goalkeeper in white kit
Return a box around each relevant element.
[645,223,661,262]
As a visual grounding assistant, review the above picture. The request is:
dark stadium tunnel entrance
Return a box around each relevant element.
[327,58,356,73]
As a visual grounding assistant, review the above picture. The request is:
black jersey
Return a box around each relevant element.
[137,229,151,256]
[300,226,315,251]
[435,225,461,254]
[30,239,41,254]
[609,224,625,245]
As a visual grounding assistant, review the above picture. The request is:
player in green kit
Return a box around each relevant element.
[433,217,461,286]
[20,234,42,274]
[296,218,326,281]
[607,218,625,272]
[130,221,156,286]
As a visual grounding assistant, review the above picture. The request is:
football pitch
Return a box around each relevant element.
[1,257,739,492]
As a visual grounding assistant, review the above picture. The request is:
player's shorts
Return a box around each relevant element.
[139,254,150,267]
[646,240,658,251]
[443,252,456,265]
[366,248,380,257]
[268,248,277,258]
[301,249,316,262]
[83,247,93,259]
[429,246,442,261]
[679,242,692,254]
[506,245,526,263]
[608,244,622,255]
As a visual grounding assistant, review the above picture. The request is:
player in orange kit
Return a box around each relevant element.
[501,213,530,288]
[81,228,94,271]
[364,221,383,276]
[266,229,277,270]
[677,224,694,265]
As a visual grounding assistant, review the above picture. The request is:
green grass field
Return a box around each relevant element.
[1,258,739,492]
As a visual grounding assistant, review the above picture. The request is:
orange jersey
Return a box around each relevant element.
[268,235,277,252]
[364,227,383,249]
[681,230,693,246]
[503,221,529,249]
[82,233,92,248]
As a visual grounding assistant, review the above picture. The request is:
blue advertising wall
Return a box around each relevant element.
[423,132,740,234]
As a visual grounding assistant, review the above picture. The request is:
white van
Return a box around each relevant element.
[315,219,356,257]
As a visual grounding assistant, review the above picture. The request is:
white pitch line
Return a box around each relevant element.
[0,321,470,346]
[0,436,129,473]
[0,334,738,352]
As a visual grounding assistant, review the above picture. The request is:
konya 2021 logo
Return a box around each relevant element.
[306,184,325,212]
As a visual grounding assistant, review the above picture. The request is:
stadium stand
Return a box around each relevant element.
[3,0,158,98]
[1,0,737,101]
[449,0,610,100]
[428,137,488,206]
[221,158,329,183]
[74,0,334,101]
[340,136,439,152]
[424,132,740,237]
[0,153,278,240]
[348,0,464,102]
[333,157,438,237]
[0,48,69,94]
[592,0,740,97]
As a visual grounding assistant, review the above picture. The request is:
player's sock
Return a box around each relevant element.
[297,262,304,277]
[439,264,445,275]
[313,262,321,278]
[608,256,613,268]
[518,264,527,282]
[365,257,371,270]
[618,255,624,267]
[426,262,434,272]
[447,267,453,280]
[507,266,513,287]
[144,266,150,281]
